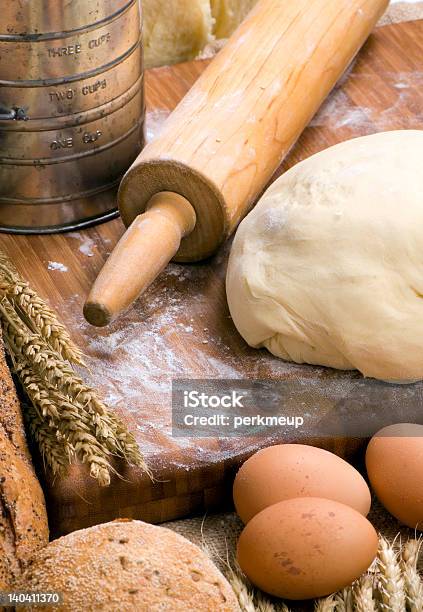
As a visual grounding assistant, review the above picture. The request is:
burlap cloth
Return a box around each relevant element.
[165,1,423,607]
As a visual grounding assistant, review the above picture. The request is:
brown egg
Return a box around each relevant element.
[366,423,423,529]
[237,497,378,600]
[233,444,371,523]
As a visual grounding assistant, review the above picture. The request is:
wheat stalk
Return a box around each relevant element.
[18,356,145,468]
[314,596,337,611]
[403,565,423,612]
[16,364,114,485]
[402,540,421,568]
[18,362,125,455]
[377,536,406,611]
[254,593,278,612]
[25,404,73,479]
[228,570,256,612]
[335,587,354,611]
[401,539,423,612]
[276,604,291,612]
[0,253,148,485]
[353,574,376,612]
[0,255,85,366]
[0,300,106,413]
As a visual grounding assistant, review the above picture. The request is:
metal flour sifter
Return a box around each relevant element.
[0,0,144,233]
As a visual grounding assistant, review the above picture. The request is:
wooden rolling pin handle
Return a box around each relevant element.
[83,192,196,327]
[87,0,388,327]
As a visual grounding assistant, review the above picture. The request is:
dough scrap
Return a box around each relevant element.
[226,131,423,382]
[142,0,259,68]
[143,0,213,68]
[211,0,258,38]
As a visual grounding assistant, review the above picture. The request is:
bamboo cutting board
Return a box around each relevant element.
[1,20,422,537]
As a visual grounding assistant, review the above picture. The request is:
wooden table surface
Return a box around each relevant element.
[1,20,422,536]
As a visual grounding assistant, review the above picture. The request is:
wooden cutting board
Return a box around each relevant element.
[1,20,422,537]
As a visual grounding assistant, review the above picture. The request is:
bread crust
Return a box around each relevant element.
[19,519,240,611]
[0,338,49,592]
[0,341,30,462]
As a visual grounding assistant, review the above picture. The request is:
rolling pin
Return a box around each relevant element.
[84,0,388,327]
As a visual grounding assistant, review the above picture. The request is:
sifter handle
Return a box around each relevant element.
[84,192,196,327]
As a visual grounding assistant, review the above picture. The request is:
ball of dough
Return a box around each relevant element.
[226,130,423,382]
[18,520,240,611]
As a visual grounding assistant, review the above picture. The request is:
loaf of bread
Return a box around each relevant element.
[0,337,49,592]
[18,519,240,611]
[143,0,258,68]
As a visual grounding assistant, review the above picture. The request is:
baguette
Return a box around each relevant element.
[0,336,48,592]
